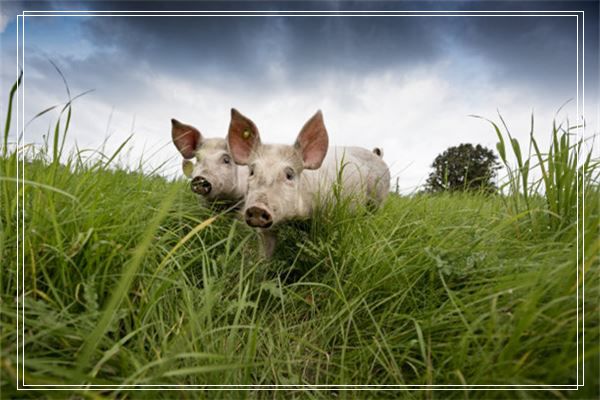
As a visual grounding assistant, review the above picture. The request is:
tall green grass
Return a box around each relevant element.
[1,78,598,399]
[477,112,596,236]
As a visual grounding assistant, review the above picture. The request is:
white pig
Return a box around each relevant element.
[227,109,390,257]
[171,118,248,206]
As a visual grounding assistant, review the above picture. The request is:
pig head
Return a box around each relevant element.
[171,118,248,205]
[227,109,390,257]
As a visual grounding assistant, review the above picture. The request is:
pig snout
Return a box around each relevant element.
[245,206,273,228]
[191,176,212,195]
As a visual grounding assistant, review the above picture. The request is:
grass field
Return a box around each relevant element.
[0,81,598,398]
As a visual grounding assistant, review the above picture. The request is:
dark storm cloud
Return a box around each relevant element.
[79,14,445,91]
[442,14,579,90]
[63,0,595,95]
[6,1,598,108]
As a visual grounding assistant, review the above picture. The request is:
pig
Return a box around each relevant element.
[227,109,390,257]
[171,118,248,207]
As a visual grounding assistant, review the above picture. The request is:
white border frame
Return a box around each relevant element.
[13,8,586,392]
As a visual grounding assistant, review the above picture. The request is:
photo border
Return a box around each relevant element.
[13,7,586,392]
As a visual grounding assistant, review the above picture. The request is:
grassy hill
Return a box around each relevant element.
[0,88,598,398]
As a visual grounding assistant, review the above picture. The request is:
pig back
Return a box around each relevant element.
[304,146,391,207]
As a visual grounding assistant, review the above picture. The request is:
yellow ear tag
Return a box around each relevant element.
[242,129,252,140]
[182,160,194,178]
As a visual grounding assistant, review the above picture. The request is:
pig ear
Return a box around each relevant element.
[294,110,329,170]
[171,118,202,159]
[227,108,261,165]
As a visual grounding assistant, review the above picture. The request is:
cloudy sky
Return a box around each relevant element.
[1,1,598,192]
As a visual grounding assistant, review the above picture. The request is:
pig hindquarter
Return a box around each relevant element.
[300,146,391,216]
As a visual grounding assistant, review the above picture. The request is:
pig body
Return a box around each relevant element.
[303,146,390,208]
[245,145,389,224]
[227,109,390,257]
[171,118,248,206]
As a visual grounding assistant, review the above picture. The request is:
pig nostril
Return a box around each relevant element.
[245,207,272,228]
[191,176,211,195]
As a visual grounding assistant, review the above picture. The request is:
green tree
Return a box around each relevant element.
[425,143,499,193]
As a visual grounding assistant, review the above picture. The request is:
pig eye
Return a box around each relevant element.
[222,155,231,164]
[249,165,255,176]
[284,167,295,181]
